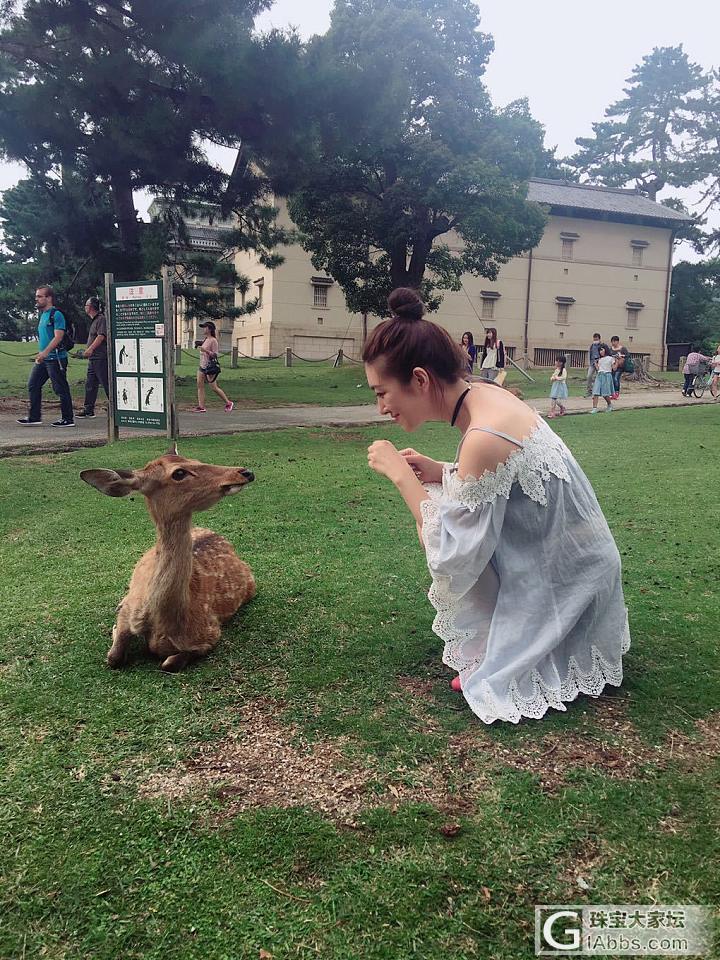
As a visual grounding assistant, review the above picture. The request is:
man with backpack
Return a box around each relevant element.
[17,285,75,427]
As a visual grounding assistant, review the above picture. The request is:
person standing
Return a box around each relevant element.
[76,296,109,418]
[586,333,602,396]
[548,355,568,418]
[460,332,477,375]
[681,346,712,397]
[195,321,233,412]
[479,327,505,382]
[709,344,720,399]
[609,336,629,398]
[591,345,617,413]
[17,285,75,427]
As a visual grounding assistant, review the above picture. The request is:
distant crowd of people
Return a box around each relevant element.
[15,285,233,427]
[458,329,637,415]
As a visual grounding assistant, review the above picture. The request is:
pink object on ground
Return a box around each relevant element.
[224,401,234,413]
[194,406,206,412]
[450,675,462,692]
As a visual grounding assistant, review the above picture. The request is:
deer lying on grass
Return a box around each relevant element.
[81,446,256,671]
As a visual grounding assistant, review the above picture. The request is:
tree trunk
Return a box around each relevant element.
[624,357,661,385]
[109,171,141,277]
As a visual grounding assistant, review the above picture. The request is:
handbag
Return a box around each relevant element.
[623,354,635,374]
[203,357,221,382]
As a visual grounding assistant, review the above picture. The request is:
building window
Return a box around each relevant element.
[481,297,495,320]
[627,308,639,329]
[313,284,328,308]
[317,316,324,325]
[561,239,575,260]
[630,239,648,267]
[555,296,575,324]
[254,280,264,307]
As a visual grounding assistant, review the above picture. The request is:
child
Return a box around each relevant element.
[591,346,616,413]
[548,355,568,418]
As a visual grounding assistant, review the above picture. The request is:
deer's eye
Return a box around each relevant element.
[171,468,188,481]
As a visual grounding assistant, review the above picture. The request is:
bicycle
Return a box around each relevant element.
[690,360,713,398]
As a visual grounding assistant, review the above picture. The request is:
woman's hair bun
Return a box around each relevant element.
[388,287,425,322]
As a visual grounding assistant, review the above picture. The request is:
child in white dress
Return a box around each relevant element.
[364,288,630,724]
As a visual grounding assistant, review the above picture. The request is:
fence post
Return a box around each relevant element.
[174,345,182,366]
[285,346,292,367]
[231,347,238,368]
[335,348,344,367]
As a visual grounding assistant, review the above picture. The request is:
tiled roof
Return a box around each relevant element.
[527,179,690,223]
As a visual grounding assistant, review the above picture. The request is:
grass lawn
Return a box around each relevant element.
[0,406,717,959]
[0,340,683,410]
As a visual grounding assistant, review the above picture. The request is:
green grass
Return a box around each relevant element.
[0,340,684,409]
[0,407,718,958]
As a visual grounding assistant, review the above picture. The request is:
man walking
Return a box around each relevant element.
[586,332,602,397]
[17,285,75,427]
[76,296,108,418]
[610,335,629,398]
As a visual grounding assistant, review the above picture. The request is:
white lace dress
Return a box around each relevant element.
[420,417,630,724]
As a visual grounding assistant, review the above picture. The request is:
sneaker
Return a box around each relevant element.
[607,404,613,412]
[76,410,96,418]
[17,417,42,425]
[51,419,75,427]
[590,408,598,414]
[224,401,234,413]
[194,406,207,413]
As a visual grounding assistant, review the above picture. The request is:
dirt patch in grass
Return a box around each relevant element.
[305,430,368,442]
[138,697,488,823]
[135,697,720,820]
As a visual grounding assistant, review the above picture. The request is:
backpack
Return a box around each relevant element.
[48,306,75,352]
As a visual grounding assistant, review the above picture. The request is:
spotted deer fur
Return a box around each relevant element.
[81,448,255,671]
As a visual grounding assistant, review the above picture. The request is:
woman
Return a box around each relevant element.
[710,344,720,399]
[195,321,233,413]
[479,327,505,382]
[460,332,477,375]
[364,287,629,725]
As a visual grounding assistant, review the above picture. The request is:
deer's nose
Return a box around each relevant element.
[240,469,254,482]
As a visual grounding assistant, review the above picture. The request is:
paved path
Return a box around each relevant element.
[0,389,715,456]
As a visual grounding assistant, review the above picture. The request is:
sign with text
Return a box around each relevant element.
[110,281,167,429]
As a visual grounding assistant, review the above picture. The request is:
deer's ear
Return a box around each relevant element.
[80,469,141,498]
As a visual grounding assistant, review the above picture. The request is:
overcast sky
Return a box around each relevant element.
[2,0,719,247]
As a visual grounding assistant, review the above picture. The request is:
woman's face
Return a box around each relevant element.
[462,334,470,346]
[365,362,432,432]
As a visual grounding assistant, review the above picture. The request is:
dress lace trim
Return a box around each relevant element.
[444,418,570,508]
[464,616,631,725]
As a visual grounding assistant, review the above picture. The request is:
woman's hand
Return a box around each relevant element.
[367,440,414,484]
[398,448,443,484]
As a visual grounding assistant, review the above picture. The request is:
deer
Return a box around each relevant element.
[80,445,256,672]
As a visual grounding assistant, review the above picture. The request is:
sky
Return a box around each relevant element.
[2,0,719,251]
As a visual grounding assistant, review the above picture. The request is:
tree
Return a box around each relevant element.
[0,2,307,262]
[0,1,313,330]
[667,259,720,352]
[285,0,550,318]
[569,46,705,201]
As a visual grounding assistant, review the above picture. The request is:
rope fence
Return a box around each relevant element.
[0,344,685,370]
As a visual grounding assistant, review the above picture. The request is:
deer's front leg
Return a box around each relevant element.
[107,623,132,668]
